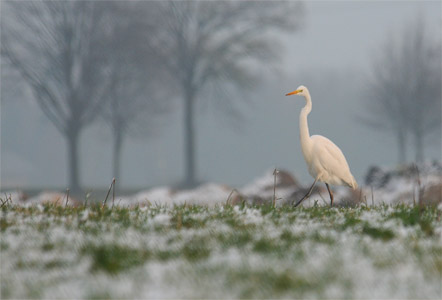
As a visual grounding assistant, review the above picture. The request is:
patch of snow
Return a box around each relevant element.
[241,169,277,196]
[151,213,171,226]
[172,183,231,206]
[0,190,26,204]
[133,187,173,206]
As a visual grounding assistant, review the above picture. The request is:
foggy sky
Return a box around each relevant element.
[1,1,441,190]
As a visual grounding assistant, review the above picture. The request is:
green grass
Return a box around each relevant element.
[361,223,395,241]
[389,206,436,236]
[82,243,151,274]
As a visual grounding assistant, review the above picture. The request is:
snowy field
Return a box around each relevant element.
[1,163,441,298]
[1,204,441,299]
[4,162,442,209]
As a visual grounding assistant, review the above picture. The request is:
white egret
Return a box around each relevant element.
[285,85,358,207]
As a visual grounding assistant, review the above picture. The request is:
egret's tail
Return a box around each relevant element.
[345,174,358,189]
[350,176,358,190]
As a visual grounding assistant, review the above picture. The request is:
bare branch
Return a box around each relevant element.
[364,17,441,162]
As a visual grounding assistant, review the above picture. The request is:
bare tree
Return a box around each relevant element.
[141,1,303,187]
[364,18,441,164]
[97,3,173,188]
[401,20,441,162]
[101,47,171,187]
[2,1,114,192]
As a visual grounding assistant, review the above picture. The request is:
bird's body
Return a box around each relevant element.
[286,85,357,206]
[304,135,357,188]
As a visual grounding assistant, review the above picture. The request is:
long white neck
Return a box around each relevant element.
[299,90,313,161]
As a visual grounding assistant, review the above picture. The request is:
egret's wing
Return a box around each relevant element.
[311,135,356,187]
[311,135,349,168]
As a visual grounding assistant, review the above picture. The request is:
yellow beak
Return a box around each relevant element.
[285,90,300,96]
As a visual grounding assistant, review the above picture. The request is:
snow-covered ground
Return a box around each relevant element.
[1,205,440,299]
[1,163,440,299]
[3,162,441,208]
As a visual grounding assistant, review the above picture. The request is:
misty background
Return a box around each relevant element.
[1,1,441,192]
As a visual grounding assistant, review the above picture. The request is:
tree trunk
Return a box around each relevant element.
[67,130,81,193]
[184,87,197,187]
[397,130,407,165]
[414,131,424,163]
[112,130,123,189]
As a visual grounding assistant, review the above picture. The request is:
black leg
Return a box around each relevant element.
[326,183,334,207]
[294,178,318,207]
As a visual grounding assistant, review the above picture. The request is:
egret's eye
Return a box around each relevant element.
[300,90,303,92]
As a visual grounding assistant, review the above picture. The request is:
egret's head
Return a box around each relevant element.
[285,85,308,97]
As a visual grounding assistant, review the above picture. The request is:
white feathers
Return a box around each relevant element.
[287,85,358,190]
